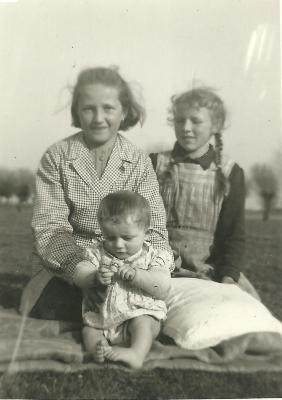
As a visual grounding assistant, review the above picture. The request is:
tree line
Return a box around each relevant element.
[0,162,281,220]
[0,168,35,205]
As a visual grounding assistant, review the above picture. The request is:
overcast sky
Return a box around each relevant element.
[0,0,281,181]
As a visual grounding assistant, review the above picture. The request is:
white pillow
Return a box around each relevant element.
[163,278,282,350]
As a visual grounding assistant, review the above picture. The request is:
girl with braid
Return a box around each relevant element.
[148,86,282,354]
[150,87,258,296]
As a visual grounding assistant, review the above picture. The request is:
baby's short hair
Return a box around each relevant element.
[97,191,151,229]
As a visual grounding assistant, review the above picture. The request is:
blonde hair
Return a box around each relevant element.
[169,86,229,196]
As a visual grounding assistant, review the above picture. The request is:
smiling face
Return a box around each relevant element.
[77,83,124,147]
[101,215,146,259]
[174,104,216,158]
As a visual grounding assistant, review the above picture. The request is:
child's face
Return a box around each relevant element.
[77,83,124,146]
[174,105,216,158]
[100,215,147,259]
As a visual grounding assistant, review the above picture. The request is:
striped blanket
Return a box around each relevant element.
[1,307,282,374]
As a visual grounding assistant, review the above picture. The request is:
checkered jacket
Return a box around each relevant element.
[32,132,173,283]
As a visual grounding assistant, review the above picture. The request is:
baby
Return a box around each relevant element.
[82,190,172,368]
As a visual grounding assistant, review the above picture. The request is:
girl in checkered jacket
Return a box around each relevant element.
[81,191,172,369]
[150,86,258,297]
[20,66,173,322]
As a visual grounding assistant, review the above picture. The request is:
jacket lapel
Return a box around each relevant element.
[67,133,134,193]
[99,134,134,194]
[67,133,102,191]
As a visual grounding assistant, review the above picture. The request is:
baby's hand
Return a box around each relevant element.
[97,265,115,286]
[118,264,136,281]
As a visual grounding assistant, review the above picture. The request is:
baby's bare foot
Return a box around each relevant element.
[93,338,111,363]
[104,346,144,369]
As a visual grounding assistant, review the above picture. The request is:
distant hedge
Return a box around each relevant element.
[0,168,35,203]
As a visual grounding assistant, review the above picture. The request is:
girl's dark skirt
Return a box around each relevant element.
[29,277,83,323]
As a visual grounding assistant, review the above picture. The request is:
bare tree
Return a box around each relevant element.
[250,163,279,221]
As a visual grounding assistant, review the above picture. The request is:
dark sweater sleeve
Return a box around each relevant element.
[149,153,158,171]
[208,164,246,282]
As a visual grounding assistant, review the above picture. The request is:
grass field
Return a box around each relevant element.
[0,204,282,399]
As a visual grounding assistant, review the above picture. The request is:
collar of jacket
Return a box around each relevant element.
[65,132,135,191]
[171,142,215,170]
[66,132,134,164]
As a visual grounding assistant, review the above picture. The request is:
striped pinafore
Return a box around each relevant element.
[155,151,234,279]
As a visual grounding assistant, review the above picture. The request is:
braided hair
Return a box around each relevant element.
[214,131,230,197]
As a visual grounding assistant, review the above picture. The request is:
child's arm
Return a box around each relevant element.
[73,247,115,289]
[74,248,118,312]
[132,266,171,300]
[208,164,245,283]
[32,148,87,283]
[120,249,172,300]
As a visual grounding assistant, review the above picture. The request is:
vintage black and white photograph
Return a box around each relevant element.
[0,0,281,398]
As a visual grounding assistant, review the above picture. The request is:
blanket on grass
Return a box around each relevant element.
[1,307,282,375]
